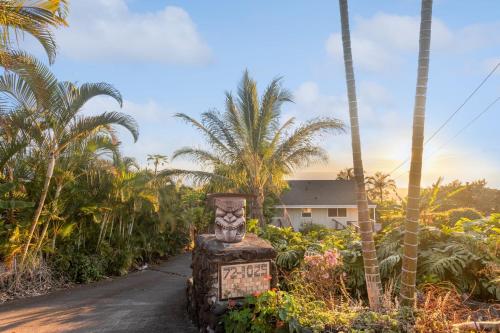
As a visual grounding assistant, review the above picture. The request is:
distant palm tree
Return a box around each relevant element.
[400,0,434,306]
[168,71,345,226]
[336,167,354,180]
[0,58,139,265]
[147,154,168,175]
[338,0,382,310]
[0,0,68,66]
[366,172,396,202]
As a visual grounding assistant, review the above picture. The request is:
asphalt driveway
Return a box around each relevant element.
[0,253,197,333]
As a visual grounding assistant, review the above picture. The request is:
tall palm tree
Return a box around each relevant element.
[168,71,344,226]
[400,0,434,306]
[0,0,68,66]
[338,0,382,310]
[365,172,396,203]
[0,58,139,265]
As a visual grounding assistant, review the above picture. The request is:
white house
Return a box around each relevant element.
[272,180,380,232]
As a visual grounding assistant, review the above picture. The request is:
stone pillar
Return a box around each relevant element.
[188,233,277,332]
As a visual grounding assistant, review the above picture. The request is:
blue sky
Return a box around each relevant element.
[31,0,500,187]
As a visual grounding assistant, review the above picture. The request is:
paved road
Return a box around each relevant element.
[0,253,197,333]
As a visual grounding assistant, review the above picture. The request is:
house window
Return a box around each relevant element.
[369,208,376,220]
[301,208,312,218]
[328,208,347,217]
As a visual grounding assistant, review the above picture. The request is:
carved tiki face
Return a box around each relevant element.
[214,197,246,243]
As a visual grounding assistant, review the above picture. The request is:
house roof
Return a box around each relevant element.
[277,180,375,207]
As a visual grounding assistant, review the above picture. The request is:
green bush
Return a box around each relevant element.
[429,211,448,226]
[50,252,106,283]
[106,248,134,276]
[377,217,500,301]
[223,290,301,333]
[299,223,328,234]
[446,207,483,226]
[224,290,414,333]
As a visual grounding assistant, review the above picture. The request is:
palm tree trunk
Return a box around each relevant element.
[35,221,50,254]
[37,183,64,254]
[338,0,382,310]
[6,164,15,226]
[400,0,433,306]
[20,151,56,265]
[251,191,266,228]
[128,212,135,238]
[52,229,57,250]
[108,215,114,240]
[97,212,108,248]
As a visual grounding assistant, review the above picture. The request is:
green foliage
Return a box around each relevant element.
[224,290,415,333]
[446,207,483,226]
[299,222,328,234]
[223,290,300,333]
[260,226,309,271]
[261,218,499,302]
[100,243,135,276]
[50,251,106,283]
[377,216,500,300]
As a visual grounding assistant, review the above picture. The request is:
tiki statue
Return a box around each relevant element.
[214,197,246,243]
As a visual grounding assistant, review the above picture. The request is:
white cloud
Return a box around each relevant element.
[293,81,347,119]
[326,12,498,72]
[292,80,395,126]
[81,97,171,123]
[57,0,212,64]
[326,33,396,72]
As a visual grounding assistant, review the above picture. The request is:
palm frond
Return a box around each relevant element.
[158,168,231,187]
[3,51,58,110]
[174,112,232,156]
[172,147,224,165]
[273,118,344,162]
[58,111,138,152]
[258,77,292,142]
[237,70,259,147]
[69,82,123,117]
[0,72,37,110]
[0,0,68,63]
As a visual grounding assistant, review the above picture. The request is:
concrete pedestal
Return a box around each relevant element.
[187,234,277,332]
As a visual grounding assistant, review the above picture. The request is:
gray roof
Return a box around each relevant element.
[278,180,373,206]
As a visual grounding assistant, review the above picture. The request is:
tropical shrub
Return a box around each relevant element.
[50,252,106,283]
[377,217,500,301]
[446,207,483,226]
[223,290,301,333]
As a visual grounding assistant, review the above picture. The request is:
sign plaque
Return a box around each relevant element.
[219,261,271,300]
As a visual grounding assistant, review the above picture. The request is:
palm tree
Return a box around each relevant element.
[400,0,434,306]
[0,58,139,265]
[366,172,396,203]
[34,134,120,253]
[168,71,344,226]
[336,167,354,180]
[338,0,382,310]
[147,154,168,175]
[0,0,68,66]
